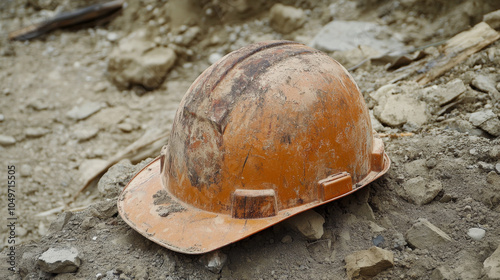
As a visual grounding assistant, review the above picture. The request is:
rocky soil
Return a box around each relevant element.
[1,0,500,279]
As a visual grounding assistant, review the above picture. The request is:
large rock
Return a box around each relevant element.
[484,245,500,279]
[373,94,428,128]
[311,21,404,53]
[97,159,135,198]
[470,110,496,126]
[108,30,177,90]
[402,177,442,206]
[484,9,500,30]
[405,218,452,249]
[424,78,466,106]
[37,247,81,273]
[284,210,325,240]
[269,4,306,34]
[469,110,500,137]
[472,74,500,100]
[345,246,394,279]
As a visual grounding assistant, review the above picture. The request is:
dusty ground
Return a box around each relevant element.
[1,0,500,279]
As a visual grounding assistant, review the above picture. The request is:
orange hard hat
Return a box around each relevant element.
[118,40,390,254]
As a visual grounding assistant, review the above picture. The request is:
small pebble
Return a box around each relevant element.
[20,164,32,177]
[281,235,293,244]
[495,163,500,173]
[25,127,50,138]
[467,228,485,241]
[107,32,119,42]
[478,161,494,171]
[0,114,4,121]
[118,123,133,133]
[372,235,385,247]
[208,53,223,64]
[0,134,16,146]
[425,158,438,169]
[440,193,452,203]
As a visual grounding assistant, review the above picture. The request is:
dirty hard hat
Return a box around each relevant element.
[118,40,390,254]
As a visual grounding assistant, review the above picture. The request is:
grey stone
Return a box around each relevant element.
[435,79,467,106]
[269,4,306,34]
[106,32,119,42]
[107,30,177,90]
[345,246,394,280]
[48,211,73,233]
[405,218,452,249]
[478,161,495,171]
[80,216,98,230]
[0,114,4,121]
[373,94,428,128]
[37,247,81,274]
[470,110,496,126]
[484,9,500,30]
[27,99,50,110]
[199,250,228,273]
[284,210,325,240]
[0,134,16,146]
[97,159,136,198]
[467,228,485,241]
[311,21,404,53]
[392,232,407,250]
[372,235,385,247]
[117,123,134,132]
[402,177,442,206]
[19,164,32,177]
[484,245,500,279]
[73,126,99,141]
[426,158,438,169]
[480,117,500,137]
[440,193,453,203]
[496,163,500,173]
[281,235,293,244]
[67,102,105,120]
[370,110,384,131]
[25,127,50,138]
[208,53,223,64]
[472,75,500,100]
[89,199,118,219]
[93,81,108,93]
[468,110,500,136]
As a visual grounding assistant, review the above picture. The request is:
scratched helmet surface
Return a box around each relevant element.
[118,40,390,254]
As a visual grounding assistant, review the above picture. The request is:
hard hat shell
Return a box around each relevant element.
[118,41,390,254]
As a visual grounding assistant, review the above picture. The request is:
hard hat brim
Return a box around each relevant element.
[118,154,390,254]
